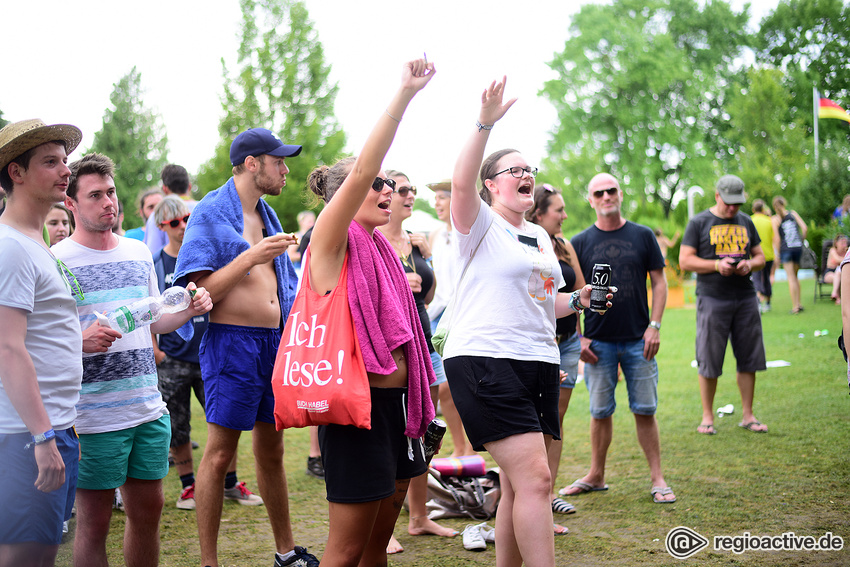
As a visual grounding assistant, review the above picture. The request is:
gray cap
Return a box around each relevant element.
[716,174,746,205]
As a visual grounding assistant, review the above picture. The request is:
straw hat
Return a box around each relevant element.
[426,179,452,193]
[0,119,82,173]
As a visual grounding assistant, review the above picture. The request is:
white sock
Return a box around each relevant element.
[276,550,296,562]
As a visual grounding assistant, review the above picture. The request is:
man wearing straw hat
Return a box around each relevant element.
[0,119,84,566]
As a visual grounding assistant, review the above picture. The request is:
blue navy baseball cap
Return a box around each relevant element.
[229,128,302,166]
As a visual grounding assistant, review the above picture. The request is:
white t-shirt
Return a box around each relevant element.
[52,236,167,434]
[442,203,563,363]
[426,225,460,323]
[0,226,82,433]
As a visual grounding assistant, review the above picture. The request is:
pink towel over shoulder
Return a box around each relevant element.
[346,221,436,438]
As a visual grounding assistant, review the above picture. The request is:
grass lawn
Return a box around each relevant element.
[56,278,849,566]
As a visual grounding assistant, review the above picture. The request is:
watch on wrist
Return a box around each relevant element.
[649,321,662,331]
[26,428,56,449]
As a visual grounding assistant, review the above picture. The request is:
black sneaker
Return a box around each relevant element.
[305,456,324,479]
[274,546,320,567]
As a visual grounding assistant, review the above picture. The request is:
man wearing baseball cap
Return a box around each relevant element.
[679,174,768,436]
[0,119,84,566]
[173,128,318,567]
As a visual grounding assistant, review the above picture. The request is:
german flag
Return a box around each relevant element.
[819,98,850,123]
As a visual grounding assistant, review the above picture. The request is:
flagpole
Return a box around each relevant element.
[814,86,820,168]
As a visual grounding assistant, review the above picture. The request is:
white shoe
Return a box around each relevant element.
[477,522,495,543]
[462,524,487,551]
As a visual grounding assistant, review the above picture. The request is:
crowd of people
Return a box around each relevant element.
[0,57,845,567]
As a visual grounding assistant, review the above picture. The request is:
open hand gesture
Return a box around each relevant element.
[480,76,517,126]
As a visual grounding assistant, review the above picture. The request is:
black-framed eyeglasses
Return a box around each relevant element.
[592,187,619,199]
[494,166,538,179]
[56,258,85,302]
[161,214,191,228]
[372,177,397,192]
[397,186,417,197]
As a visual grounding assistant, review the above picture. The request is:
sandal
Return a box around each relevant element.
[697,423,716,435]
[651,486,676,504]
[551,497,576,515]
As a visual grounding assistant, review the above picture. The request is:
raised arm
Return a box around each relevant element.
[451,77,517,234]
[309,59,435,284]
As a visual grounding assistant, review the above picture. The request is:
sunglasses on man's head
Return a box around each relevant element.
[592,187,618,199]
[397,186,417,197]
[372,177,397,192]
[161,214,191,228]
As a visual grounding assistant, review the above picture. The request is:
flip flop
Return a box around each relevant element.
[554,523,569,535]
[651,486,676,504]
[558,479,609,496]
[697,423,716,435]
[738,420,768,433]
[551,497,576,515]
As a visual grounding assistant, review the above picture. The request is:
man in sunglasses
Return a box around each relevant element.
[173,128,318,567]
[0,119,83,567]
[567,173,675,504]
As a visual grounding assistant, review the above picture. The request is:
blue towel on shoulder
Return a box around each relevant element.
[173,177,297,336]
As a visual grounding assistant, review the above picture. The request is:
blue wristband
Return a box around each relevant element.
[26,428,56,449]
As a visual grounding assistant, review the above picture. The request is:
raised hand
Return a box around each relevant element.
[479,76,517,126]
[401,58,436,93]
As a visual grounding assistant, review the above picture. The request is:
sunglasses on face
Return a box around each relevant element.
[161,214,191,228]
[494,166,538,179]
[592,187,619,199]
[396,186,417,197]
[372,177,397,192]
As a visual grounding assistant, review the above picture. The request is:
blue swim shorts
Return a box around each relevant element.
[0,428,79,545]
[199,323,281,430]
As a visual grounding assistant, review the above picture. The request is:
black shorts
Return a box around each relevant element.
[157,356,205,447]
[318,387,426,503]
[443,356,561,452]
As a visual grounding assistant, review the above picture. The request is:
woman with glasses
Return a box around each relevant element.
[377,170,459,552]
[524,184,585,524]
[443,78,598,567]
[304,58,435,567]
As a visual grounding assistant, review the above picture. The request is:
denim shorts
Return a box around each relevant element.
[199,323,280,430]
[430,350,447,386]
[558,333,582,389]
[78,415,171,490]
[780,248,802,264]
[584,339,658,419]
[0,428,79,545]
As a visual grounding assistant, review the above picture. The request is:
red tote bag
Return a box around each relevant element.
[272,249,371,429]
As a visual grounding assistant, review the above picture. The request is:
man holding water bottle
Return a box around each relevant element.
[53,152,212,566]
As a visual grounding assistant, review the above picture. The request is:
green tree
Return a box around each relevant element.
[0,110,9,130]
[724,68,809,205]
[196,0,346,231]
[757,0,850,152]
[541,0,751,220]
[88,67,168,229]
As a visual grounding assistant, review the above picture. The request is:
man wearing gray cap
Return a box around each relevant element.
[173,128,318,567]
[0,118,83,566]
[679,174,768,436]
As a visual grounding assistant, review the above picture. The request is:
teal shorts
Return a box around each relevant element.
[78,415,171,490]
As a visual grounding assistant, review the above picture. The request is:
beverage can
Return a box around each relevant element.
[590,263,612,313]
[422,418,447,464]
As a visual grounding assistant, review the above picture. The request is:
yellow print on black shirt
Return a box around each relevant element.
[709,224,749,256]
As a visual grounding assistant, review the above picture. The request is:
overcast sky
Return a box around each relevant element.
[2,0,777,204]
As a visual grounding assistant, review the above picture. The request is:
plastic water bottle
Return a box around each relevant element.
[96,286,192,333]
